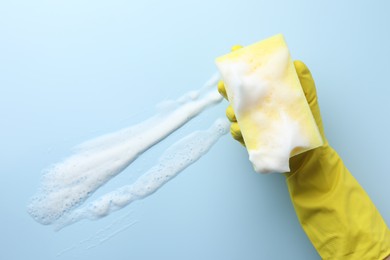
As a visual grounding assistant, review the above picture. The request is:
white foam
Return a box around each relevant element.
[55,118,229,229]
[27,75,224,226]
[220,48,289,116]
[217,50,301,173]
[249,112,310,173]
[216,37,322,173]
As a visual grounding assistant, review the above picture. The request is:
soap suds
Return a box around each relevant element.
[216,35,323,173]
[55,118,229,229]
[217,48,301,173]
[27,74,226,228]
[249,112,309,173]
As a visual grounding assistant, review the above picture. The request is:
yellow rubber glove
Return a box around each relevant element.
[219,56,390,259]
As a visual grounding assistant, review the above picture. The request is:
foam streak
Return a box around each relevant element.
[27,76,222,226]
[55,118,229,229]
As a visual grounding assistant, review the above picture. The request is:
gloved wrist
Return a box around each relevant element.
[286,140,330,177]
[285,143,390,259]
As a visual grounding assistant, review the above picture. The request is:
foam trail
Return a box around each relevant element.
[77,73,220,151]
[175,72,220,104]
[27,77,222,226]
[55,118,229,229]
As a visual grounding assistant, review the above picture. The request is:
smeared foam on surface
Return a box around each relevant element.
[216,34,323,173]
[27,74,225,228]
[55,118,229,229]
[57,211,138,256]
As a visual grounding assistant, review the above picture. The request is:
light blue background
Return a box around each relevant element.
[1,1,390,259]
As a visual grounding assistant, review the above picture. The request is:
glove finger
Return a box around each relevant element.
[294,60,318,108]
[294,60,325,140]
[226,105,237,122]
[226,45,246,146]
[218,46,242,100]
[230,122,242,140]
[231,45,243,52]
[218,80,228,100]
[230,122,245,146]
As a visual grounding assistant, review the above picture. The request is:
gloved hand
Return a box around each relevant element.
[219,52,390,259]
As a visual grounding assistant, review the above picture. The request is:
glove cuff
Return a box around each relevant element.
[286,145,390,259]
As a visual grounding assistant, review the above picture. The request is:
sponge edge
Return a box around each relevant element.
[215,34,323,173]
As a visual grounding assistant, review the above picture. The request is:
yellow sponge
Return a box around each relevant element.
[215,34,323,173]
